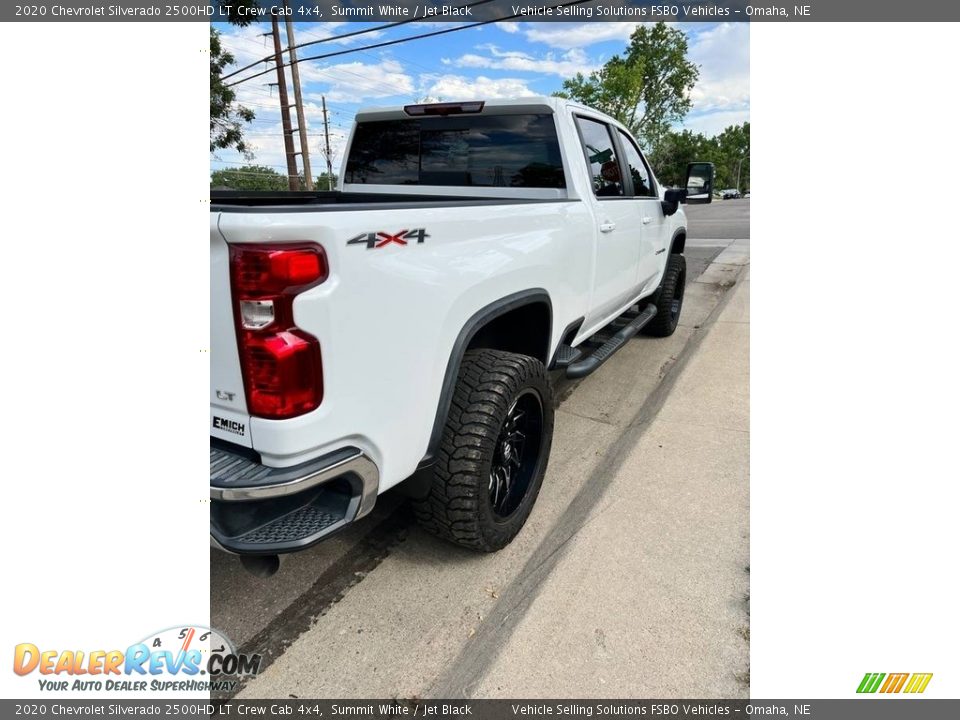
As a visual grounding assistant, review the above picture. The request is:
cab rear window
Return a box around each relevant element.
[345,114,565,189]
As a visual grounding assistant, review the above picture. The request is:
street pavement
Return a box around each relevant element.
[686,198,750,239]
[211,201,750,699]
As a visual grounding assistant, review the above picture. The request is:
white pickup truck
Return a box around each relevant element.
[210,97,713,571]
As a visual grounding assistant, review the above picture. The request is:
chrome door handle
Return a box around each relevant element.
[642,216,652,225]
[599,222,616,233]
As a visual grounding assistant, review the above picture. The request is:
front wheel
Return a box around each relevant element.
[414,349,554,552]
[642,253,686,337]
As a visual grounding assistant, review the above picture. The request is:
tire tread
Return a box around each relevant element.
[413,349,552,551]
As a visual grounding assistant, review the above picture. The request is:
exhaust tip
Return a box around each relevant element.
[240,554,281,578]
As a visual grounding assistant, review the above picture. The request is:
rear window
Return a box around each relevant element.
[345,114,565,189]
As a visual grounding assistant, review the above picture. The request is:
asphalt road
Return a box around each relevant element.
[211,199,750,698]
[686,198,750,239]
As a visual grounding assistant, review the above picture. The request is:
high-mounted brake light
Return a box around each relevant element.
[403,101,485,116]
[229,243,327,420]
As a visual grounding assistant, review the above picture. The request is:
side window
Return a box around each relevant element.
[575,117,623,197]
[617,130,656,197]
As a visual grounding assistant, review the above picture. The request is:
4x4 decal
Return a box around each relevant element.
[347,228,430,249]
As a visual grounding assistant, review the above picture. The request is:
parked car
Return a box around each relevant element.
[721,188,741,199]
[209,97,713,573]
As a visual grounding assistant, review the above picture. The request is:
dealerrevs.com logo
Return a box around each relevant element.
[13,626,259,693]
[857,672,933,694]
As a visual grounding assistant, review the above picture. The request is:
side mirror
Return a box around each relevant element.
[685,162,714,205]
[662,188,686,216]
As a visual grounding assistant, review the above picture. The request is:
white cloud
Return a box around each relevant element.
[418,74,536,102]
[218,24,277,69]
[498,21,521,34]
[216,23,392,94]
[523,22,646,50]
[687,23,750,115]
[679,109,751,137]
[443,45,596,77]
[300,59,414,102]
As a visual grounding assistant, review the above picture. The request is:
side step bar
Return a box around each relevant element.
[565,303,658,379]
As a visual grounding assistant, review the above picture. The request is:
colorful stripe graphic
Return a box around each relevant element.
[857,672,932,694]
[857,673,885,693]
[879,673,908,693]
[903,673,934,694]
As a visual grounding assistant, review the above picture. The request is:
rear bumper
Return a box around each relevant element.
[209,444,379,555]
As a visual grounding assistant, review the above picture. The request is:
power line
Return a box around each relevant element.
[227,20,462,84]
[231,44,422,102]
[235,84,353,111]
[219,0,497,82]
[212,159,296,168]
[292,22,453,80]
[232,58,418,106]
[224,0,598,89]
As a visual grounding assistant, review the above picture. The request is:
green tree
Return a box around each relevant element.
[211,166,338,192]
[210,26,255,156]
[648,122,750,192]
[555,23,699,151]
[650,129,714,188]
[211,165,288,191]
[555,58,646,135]
[314,172,337,191]
[713,122,750,192]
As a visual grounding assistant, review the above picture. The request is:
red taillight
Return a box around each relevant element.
[229,243,327,419]
[232,245,328,295]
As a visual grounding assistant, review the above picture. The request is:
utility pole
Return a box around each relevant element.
[321,96,334,190]
[284,2,313,191]
[270,14,300,191]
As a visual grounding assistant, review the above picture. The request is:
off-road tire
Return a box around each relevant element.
[642,253,686,337]
[414,349,554,552]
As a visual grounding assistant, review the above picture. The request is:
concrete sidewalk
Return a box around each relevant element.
[466,270,751,698]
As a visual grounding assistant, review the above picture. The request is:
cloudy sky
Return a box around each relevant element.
[212,21,749,178]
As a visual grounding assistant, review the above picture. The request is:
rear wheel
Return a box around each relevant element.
[642,253,686,337]
[414,349,554,552]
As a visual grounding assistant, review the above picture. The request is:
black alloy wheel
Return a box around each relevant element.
[488,389,544,520]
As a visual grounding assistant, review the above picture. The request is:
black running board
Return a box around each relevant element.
[565,304,658,379]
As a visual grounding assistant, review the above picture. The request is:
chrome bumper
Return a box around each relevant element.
[209,445,380,554]
[210,447,379,518]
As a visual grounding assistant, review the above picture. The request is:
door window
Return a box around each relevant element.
[617,130,656,197]
[575,117,623,197]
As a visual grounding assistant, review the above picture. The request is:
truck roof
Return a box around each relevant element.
[353,96,594,122]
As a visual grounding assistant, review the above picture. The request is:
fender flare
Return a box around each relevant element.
[669,228,686,254]
[646,228,688,296]
[418,288,552,468]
